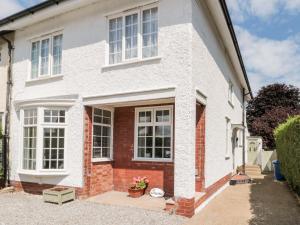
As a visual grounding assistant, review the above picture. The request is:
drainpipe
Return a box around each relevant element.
[242,88,246,174]
[1,35,13,187]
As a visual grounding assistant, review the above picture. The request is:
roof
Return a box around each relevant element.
[0,0,252,98]
[0,0,67,27]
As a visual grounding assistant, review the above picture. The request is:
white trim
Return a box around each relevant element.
[14,98,77,109]
[82,86,176,106]
[196,89,207,105]
[134,105,173,162]
[102,55,161,69]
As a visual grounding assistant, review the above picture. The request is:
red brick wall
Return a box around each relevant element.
[195,104,205,192]
[82,106,114,197]
[113,106,174,196]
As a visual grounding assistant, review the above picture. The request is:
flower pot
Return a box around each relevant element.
[128,188,145,198]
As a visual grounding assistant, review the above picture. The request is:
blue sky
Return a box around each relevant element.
[0,0,299,94]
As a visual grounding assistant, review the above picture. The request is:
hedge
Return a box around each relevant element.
[274,115,300,195]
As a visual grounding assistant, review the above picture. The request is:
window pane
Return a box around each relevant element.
[43,128,64,169]
[109,17,123,64]
[24,109,37,125]
[92,108,112,159]
[31,41,40,79]
[40,39,50,75]
[44,109,66,124]
[142,7,158,58]
[53,34,63,75]
[139,111,151,123]
[125,14,138,59]
[23,127,37,170]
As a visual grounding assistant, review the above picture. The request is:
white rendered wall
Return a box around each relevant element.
[191,0,247,188]
[10,0,195,192]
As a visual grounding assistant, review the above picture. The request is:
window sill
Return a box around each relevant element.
[92,158,113,163]
[102,56,162,70]
[17,169,69,177]
[132,158,173,163]
[25,74,63,85]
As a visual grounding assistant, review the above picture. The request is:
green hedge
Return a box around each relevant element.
[274,115,300,195]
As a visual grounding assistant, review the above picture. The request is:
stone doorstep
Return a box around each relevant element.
[230,174,252,185]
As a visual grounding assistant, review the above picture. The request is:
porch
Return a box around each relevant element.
[81,87,207,217]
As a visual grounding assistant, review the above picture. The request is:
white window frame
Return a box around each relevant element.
[92,107,114,162]
[134,105,173,162]
[106,4,158,65]
[29,31,63,81]
[40,108,67,171]
[20,107,68,173]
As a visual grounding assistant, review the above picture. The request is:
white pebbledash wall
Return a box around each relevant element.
[0,41,8,118]
[9,0,247,198]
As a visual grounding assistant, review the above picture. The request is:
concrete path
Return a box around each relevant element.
[187,173,300,225]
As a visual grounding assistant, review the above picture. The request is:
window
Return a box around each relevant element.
[92,108,113,160]
[42,109,66,170]
[135,106,173,161]
[228,81,234,105]
[225,118,231,158]
[30,33,63,79]
[23,109,37,170]
[21,108,66,171]
[108,6,158,64]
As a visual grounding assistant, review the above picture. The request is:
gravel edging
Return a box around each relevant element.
[0,192,187,225]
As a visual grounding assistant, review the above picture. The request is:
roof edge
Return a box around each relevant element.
[218,0,253,99]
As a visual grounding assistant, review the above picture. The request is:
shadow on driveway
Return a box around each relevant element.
[249,174,300,225]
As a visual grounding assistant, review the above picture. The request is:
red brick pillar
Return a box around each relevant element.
[176,197,195,218]
[80,106,93,198]
[195,104,205,192]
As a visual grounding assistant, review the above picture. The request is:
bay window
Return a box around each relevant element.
[30,33,63,79]
[92,108,113,161]
[21,108,66,172]
[108,6,158,65]
[135,106,173,161]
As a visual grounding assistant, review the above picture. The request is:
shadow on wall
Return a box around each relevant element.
[248,174,300,225]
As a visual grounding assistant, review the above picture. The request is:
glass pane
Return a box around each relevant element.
[102,126,111,136]
[40,39,50,75]
[156,110,163,122]
[138,147,145,157]
[164,126,171,136]
[155,126,163,136]
[23,127,37,170]
[155,148,162,158]
[142,7,158,58]
[164,148,171,158]
[138,137,145,147]
[125,14,138,59]
[31,41,40,79]
[109,17,123,64]
[145,148,153,158]
[102,148,110,158]
[53,34,63,75]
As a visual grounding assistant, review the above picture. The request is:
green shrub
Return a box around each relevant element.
[274,116,300,195]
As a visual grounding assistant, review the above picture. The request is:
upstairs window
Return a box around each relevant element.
[30,33,63,79]
[108,6,158,65]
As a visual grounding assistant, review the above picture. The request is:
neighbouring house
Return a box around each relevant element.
[0,0,252,217]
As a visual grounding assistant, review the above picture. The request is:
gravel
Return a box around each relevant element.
[0,192,186,225]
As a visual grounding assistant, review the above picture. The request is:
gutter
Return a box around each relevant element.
[219,0,253,99]
[0,32,14,187]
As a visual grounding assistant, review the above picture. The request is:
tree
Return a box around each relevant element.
[246,83,300,149]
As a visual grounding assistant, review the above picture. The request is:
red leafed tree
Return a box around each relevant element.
[246,83,300,149]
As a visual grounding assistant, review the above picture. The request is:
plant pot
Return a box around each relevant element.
[128,188,145,198]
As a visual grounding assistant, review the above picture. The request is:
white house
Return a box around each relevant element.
[0,0,252,217]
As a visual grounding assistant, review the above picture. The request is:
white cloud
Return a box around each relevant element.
[235,26,300,93]
[0,0,24,19]
[227,0,300,22]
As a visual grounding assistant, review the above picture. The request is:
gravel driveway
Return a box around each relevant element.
[0,192,186,225]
